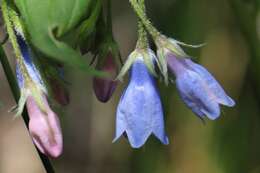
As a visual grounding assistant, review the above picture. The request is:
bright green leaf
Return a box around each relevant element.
[14,0,106,76]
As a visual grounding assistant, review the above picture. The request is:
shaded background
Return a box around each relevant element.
[0,0,259,172]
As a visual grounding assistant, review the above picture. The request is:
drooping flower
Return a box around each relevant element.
[93,52,118,102]
[91,9,122,103]
[15,31,63,157]
[26,95,63,158]
[113,49,169,148]
[153,34,235,120]
[167,54,235,120]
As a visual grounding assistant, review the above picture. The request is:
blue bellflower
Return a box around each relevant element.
[114,56,169,148]
[167,54,235,120]
[16,34,45,90]
[15,32,48,116]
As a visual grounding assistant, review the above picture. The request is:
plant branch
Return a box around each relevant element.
[129,0,160,39]
[136,0,148,49]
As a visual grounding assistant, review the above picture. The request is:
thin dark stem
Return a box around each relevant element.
[1,34,9,45]
[0,46,19,100]
[0,45,55,173]
[136,0,148,49]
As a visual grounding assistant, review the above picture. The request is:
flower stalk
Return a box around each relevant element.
[129,0,160,39]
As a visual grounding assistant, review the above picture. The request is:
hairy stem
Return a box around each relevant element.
[129,0,160,39]
[136,0,148,49]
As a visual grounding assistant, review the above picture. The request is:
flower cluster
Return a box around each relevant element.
[112,0,235,148]
[3,0,236,155]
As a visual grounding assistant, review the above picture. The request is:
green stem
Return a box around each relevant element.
[1,0,32,86]
[136,0,148,49]
[0,46,19,101]
[129,0,160,39]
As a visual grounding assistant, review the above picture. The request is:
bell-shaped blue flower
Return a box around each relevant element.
[114,56,169,148]
[167,54,235,120]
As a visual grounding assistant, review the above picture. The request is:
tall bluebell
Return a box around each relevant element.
[114,50,169,148]
[167,54,235,120]
[152,33,236,120]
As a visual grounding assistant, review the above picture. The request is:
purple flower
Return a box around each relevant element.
[93,52,118,102]
[113,57,169,148]
[167,54,235,120]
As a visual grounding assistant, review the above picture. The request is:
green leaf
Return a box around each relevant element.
[14,0,106,76]
[76,0,101,45]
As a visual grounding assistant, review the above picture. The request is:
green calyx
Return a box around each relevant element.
[95,38,122,78]
[141,48,157,77]
[14,84,47,117]
[116,48,157,81]
[116,50,138,82]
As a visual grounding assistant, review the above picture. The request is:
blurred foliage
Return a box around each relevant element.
[14,0,105,76]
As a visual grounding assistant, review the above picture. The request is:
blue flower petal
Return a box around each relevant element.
[176,70,221,120]
[16,34,44,87]
[114,59,168,148]
[184,59,235,107]
[16,64,24,88]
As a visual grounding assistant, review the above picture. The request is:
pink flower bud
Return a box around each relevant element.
[93,52,118,102]
[26,95,63,158]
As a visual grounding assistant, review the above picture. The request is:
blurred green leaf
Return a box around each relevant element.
[14,0,106,76]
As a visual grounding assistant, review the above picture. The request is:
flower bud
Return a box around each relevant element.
[14,30,63,157]
[26,95,63,158]
[93,52,118,102]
